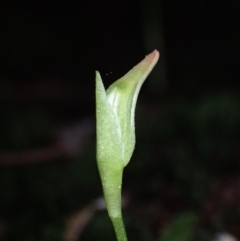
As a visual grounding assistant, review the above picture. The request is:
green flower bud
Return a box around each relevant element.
[96,50,159,218]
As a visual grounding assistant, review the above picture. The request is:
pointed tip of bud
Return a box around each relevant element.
[95,71,101,78]
[144,50,160,67]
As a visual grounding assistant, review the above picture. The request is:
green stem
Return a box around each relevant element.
[111,216,128,241]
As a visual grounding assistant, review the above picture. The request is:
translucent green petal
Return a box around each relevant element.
[106,50,160,166]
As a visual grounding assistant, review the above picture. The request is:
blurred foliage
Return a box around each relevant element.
[159,213,197,241]
[0,91,240,240]
[0,110,51,151]
[81,211,116,241]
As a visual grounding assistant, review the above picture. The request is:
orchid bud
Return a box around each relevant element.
[96,50,159,219]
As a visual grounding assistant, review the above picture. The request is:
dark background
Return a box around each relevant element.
[0,1,240,241]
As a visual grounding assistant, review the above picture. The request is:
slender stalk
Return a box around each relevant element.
[111,216,128,241]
